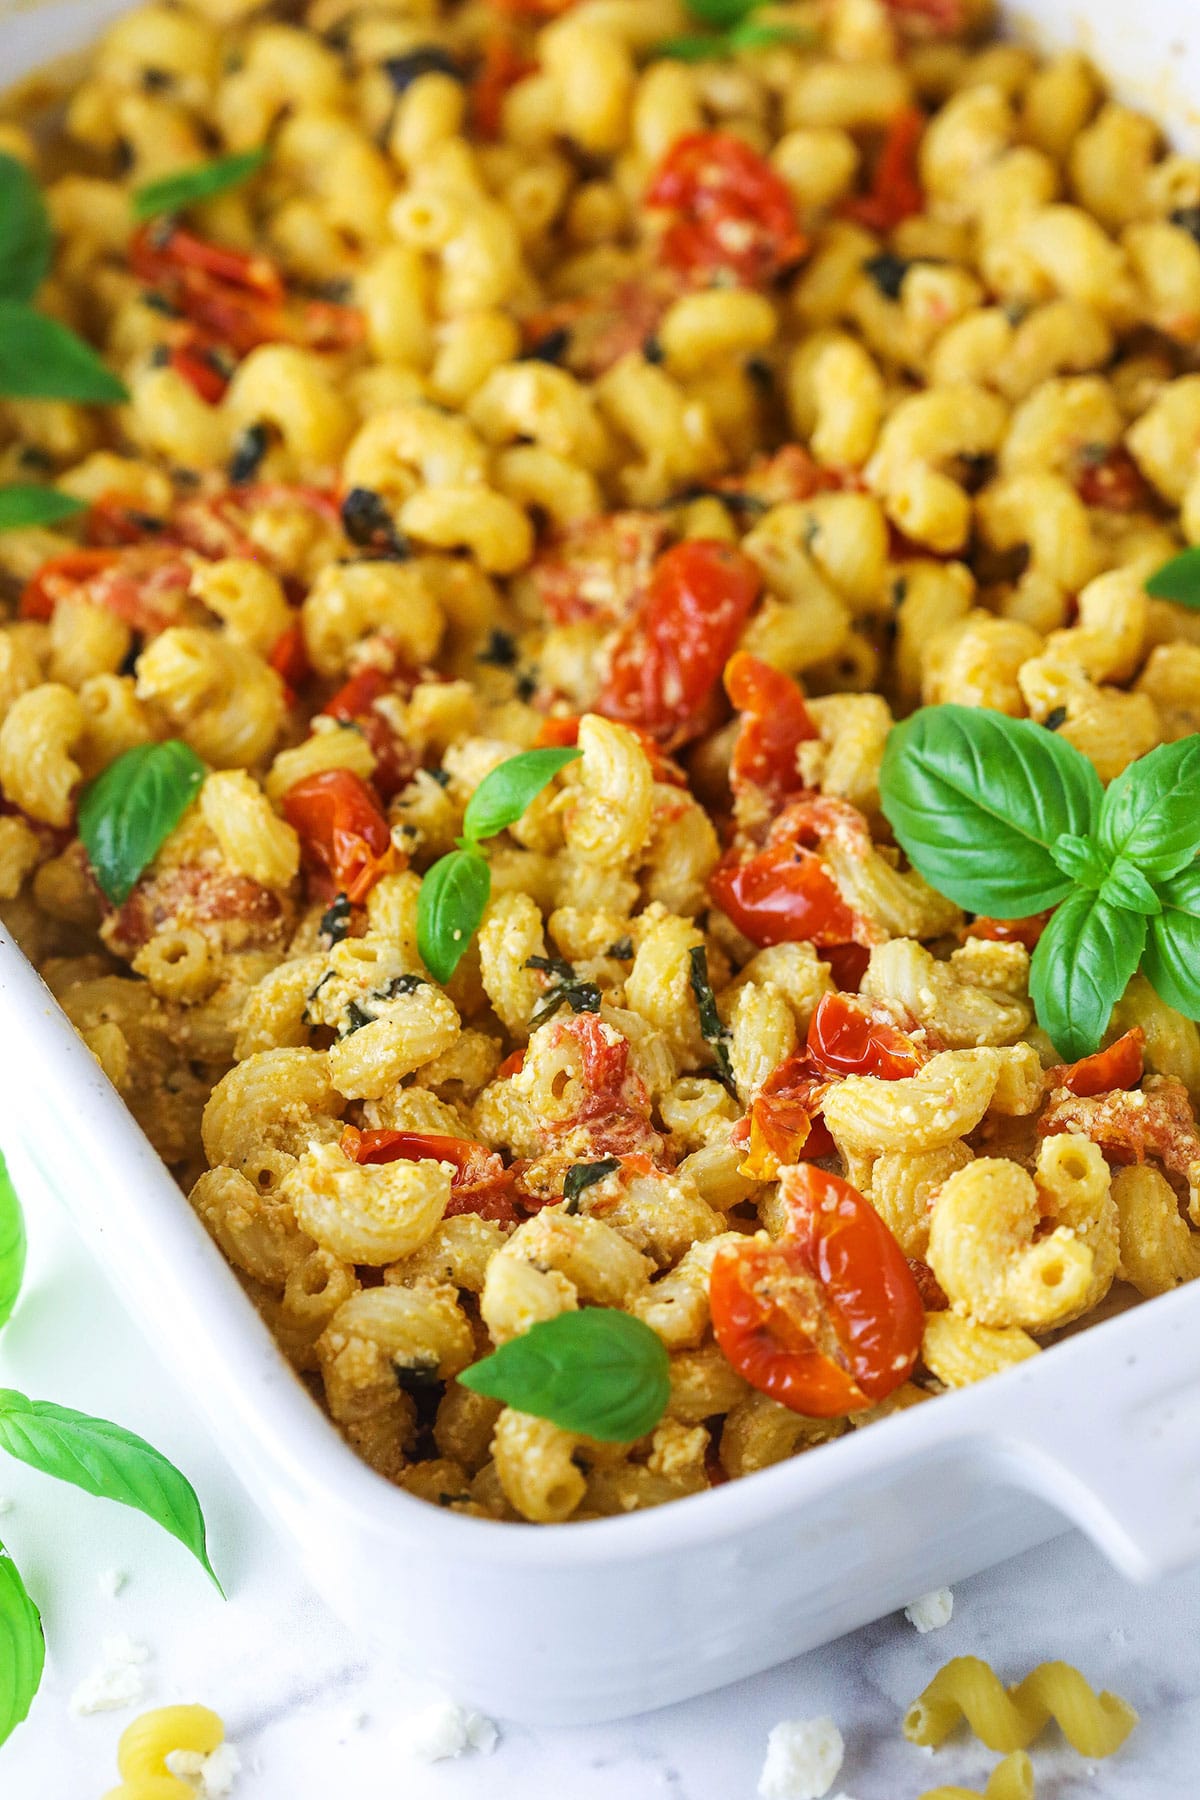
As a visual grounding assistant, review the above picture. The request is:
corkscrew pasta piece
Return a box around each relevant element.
[904,1658,1139,1757]
[917,1751,1035,1800]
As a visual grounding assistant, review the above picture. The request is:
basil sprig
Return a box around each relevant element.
[1146,546,1200,608]
[78,740,206,905]
[459,1309,670,1442]
[0,157,129,404]
[0,1155,221,1748]
[132,147,267,223]
[880,705,1200,1060]
[0,485,87,534]
[416,747,580,984]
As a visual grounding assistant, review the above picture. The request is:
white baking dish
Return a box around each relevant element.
[4,0,1200,1728]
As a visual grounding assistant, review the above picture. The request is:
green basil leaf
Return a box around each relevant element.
[879,704,1103,916]
[1145,546,1200,608]
[685,0,758,24]
[0,302,128,404]
[1048,832,1110,889]
[725,19,811,47]
[562,1158,620,1212]
[0,486,87,533]
[1029,891,1145,1061]
[458,1309,670,1442]
[655,32,727,58]
[461,747,580,844]
[0,1153,26,1332]
[0,1391,221,1591]
[0,156,53,303]
[688,944,734,1086]
[0,1540,44,1749]
[132,148,268,223]
[1097,735,1200,880]
[1144,864,1200,1020]
[416,847,491,986]
[78,740,206,905]
[1100,858,1162,917]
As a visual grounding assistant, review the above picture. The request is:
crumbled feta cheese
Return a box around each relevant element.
[166,1740,241,1797]
[397,1698,499,1762]
[904,1587,954,1633]
[97,1568,127,1599]
[0,1496,12,1514]
[757,1717,844,1800]
[69,1636,150,1714]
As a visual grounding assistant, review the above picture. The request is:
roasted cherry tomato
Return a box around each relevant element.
[20,549,120,620]
[321,665,415,800]
[20,544,191,632]
[1052,1027,1145,1098]
[282,769,398,904]
[841,107,926,234]
[710,842,857,948]
[168,339,232,404]
[533,712,687,787]
[806,991,926,1081]
[597,540,761,748]
[711,1164,923,1416]
[646,132,807,286]
[725,652,817,807]
[471,31,535,138]
[268,620,311,696]
[734,1055,834,1179]
[1074,447,1152,512]
[340,1124,519,1224]
[882,0,967,35]
[965,912,1050,952]
[85,492,168,547]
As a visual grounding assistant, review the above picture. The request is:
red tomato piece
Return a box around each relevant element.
[471,31,535,138]
[168,339,231,404]
[711,1164,923,1416]
[85,492,168,546]
[321,665,416,801]
[496,1048,527,1079]
[1074,447,1152,513]
[725,652,817,807]
[1050,1027,1145,1098]
[21,544,192,633]
[710,844,857,948]
[806,991,926,1081]
[533,713,687,787]
[733,1055,834,1179]
[1041,1073,1200,1182]
[268,621,311,696]
[647,132,807,286]
[882,0,967,35]
[841,107,926,234]
[965,912,1051,952]
[597,540,761,749]
[528,511,669,628]
[21,549,120,620]
[340,1125,519,1224]
[282,769,399,904]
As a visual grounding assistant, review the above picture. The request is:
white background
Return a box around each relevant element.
[0,1142,1197,1798]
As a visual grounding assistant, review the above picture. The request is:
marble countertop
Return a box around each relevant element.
[1,1141,1197,1800]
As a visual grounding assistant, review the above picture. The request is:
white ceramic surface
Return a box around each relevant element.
[1,0,1199,1736]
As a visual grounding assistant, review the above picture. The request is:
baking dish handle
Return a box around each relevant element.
[962,1287,1200,1583]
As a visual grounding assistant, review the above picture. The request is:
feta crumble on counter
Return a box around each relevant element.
[757,1716,844,1800]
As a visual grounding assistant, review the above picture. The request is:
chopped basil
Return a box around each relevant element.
[228,421,269,484]
[340,486,409,559]
[526,954,603,1027]
[688,945,734,1086]
[477,628,518,667]
[864,252,912,300]
[562,1158,621,1212]
[318,892,352,946]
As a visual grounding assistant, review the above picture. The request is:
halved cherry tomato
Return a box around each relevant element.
[20,549,121,620]
[1074,447,1152,513]
[966,912,1051,952]
[340,1124,519,1224]
[496,1048,527,1079]
[710,842,857,948]
[320,664,416,800]
[598,540,761,749]
[471,31,535,138]
[533,713,688,787]
[647,132,807,286]
[282,769,399,904]
[734,1055,834,1179]
[711,1164,923,1416]
[1051,1027,1145,1098]
[21,544,191,632]
[725,652,816,807]
[85,492,167,547]
[268,621,311,695]
[168,339,232,404]
[806,991,926,1081]
[841,107,926,234]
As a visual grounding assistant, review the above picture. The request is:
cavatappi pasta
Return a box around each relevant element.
[5,0,1200,1525]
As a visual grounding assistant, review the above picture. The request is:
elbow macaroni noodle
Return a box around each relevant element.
[4,0,1200,1527]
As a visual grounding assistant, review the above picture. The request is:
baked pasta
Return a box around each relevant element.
[4,0,1200,1525]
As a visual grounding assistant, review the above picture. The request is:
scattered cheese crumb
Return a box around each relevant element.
[97,1568,127,1600]
[904,1587,954,1633]
[166,1740,241,1797]
[757,1717,844,1800]
[69,1636,150,1715]
[397,1697,499,1762]
[0,1496,12,1514]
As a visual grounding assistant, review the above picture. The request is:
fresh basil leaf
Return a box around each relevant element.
[0,486,87,533]
[458,1309,670,1442]
[416,847,491,985]
[78,739,206,905]
[0,156,53,303]
[0,1541,44,1749]
[562,1158,620,1211]
[1029,891,1145,1061]
[879,704,1103,917]
[1097,735,1200,880]
[0,1153,26,1332]
[1048,832,1110,889]
[461,747,580,844]
[685,0,758,24]
[725,19,810,47]
[0,302,128,404]
[132,148,267,223]
[1145,546,1200,608]
[1144,864,1200,1020]
[0,1391,221,1590]
[655,33,727,58]
[1100,858,1162,916]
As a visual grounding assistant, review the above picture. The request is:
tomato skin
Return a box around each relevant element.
[321,665,415,800]
[966,912,1050,952]
[710,844,857,948]
[712,1165,923,1417]
[169,340,231,404]
[1053,1027,1145,1098]
[21,550,120,621]
[883,0,967,34]
[647,132,807,286]
[282,769,398,904]
[340,1124,519,1223]
[806,992,925,1081]
[841,108,926,233]
[268,621,311,696]
[734,1056,834,1178]
[533,712,687,787]
[598,541,761,749]
[471,31,535,138]
[21,544,191,632]
[725,653,817,807]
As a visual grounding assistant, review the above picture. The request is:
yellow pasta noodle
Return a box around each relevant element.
[904,1657,1138,1757]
